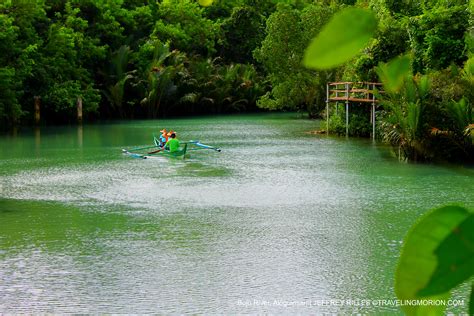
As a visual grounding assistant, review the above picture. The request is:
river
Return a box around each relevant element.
[0,113,472,314]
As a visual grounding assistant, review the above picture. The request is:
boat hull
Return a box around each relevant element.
[122,143,188,159]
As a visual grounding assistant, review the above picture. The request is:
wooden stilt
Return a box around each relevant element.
[345,83,349,136]
[326,101,329,133]
[372,83,376,140]
[326,83,329,134]
[372,103,376,140]
[346,101,349,136]
[326,84,329,135]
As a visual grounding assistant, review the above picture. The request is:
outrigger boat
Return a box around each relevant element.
[122,136,221,160]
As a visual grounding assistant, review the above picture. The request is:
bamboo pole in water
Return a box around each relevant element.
[372,83,376,140]
[34,96,41,125]
[77,97,83,123]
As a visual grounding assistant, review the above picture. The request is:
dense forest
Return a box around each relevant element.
[0,0,473,162]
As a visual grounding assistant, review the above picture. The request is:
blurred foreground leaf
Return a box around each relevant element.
[303,8,377,70]
[198,0,213,7]
[417,213,474,296]
[395,205,473,315]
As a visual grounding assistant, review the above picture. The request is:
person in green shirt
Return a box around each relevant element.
[165,132,180,152]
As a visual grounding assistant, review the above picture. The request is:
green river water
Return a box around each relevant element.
[0,113,473,314]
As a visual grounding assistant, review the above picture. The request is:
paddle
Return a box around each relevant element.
[128,144,160,152]
[147,148,164,154]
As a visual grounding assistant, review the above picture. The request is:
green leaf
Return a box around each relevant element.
[395,205,473,315]
[376,55,412,93]
[417,75,430,98]
[418,213,474,296]
[303,8,377,70]
[198,0,213,7]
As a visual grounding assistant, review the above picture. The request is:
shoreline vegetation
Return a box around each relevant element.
[0,0,472,162]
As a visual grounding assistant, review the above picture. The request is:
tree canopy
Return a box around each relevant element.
[0,0,473,163]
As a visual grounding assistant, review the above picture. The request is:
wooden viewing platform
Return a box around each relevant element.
[326,82,384,139]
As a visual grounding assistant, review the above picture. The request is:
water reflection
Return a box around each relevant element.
[35,127,41,155]
[0,199,217,254]
[77,125,83,149]
[0,199,229,313]
[175,161,231,177]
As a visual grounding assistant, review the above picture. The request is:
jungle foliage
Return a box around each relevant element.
[0,0,472,162]
[313,0,473,163]
[0,0,272,127]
